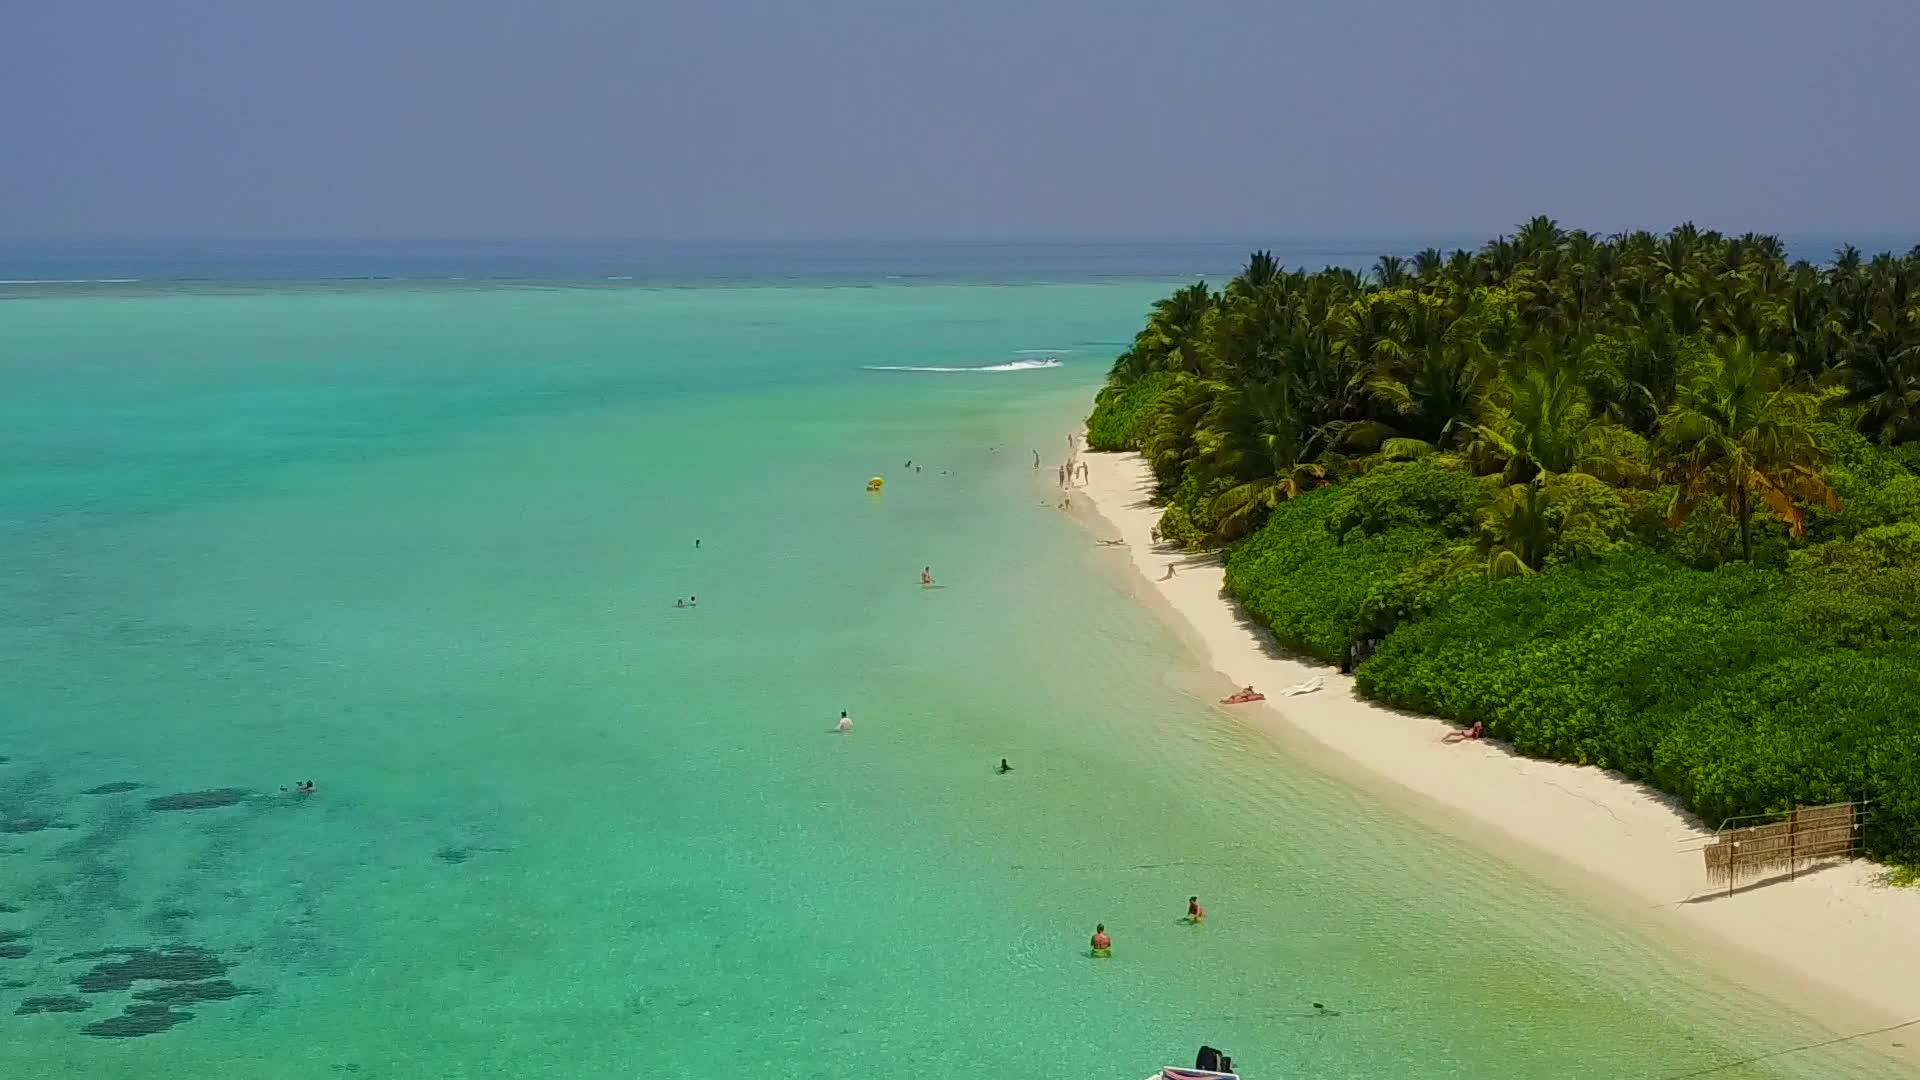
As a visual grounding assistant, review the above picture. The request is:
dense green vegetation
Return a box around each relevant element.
[1090,221,1920,862]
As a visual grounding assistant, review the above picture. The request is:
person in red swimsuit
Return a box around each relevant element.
[1090,924,1111,952]
[1187,896,1205,923]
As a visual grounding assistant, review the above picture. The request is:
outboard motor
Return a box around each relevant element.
[1194,1046,1223,1071]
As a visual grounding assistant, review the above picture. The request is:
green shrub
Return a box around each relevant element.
[1788,523,1920,648]
[1540,473,1634,565]
[1357,543,1481,632]
[1652,650,1920,861]
[1886,442,1920,476]
[1085,371,1173,451]
[1356,553,1793,774]
[1328,457,1493,540]
[1645,483,1743,566]
[1153,470,1233,549]
[1224,489,1453,661]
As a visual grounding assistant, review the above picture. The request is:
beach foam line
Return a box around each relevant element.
[1072,446,1920,1049]
[864,358,1061,373]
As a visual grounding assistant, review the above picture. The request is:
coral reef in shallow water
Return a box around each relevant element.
[81,782,144,796]
[145,789,250,812]
[132,979,254,1005]
[68,945,228,992]
[81,1003,192,1038]
[16,995,91,1015]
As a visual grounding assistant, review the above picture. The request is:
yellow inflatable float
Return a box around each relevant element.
[866,476,884,493]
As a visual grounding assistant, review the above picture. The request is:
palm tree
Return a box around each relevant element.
[1515,215,1567,257]
[1195,379,1329,541]
[1842,335,1920,444]
[1657,337,1838,561]
[1373,254,1411,289]
[1227,251,1281,300]
[1139,282,1218,375]
[1358,291,1499,450]
[1468,342,1644,483]
[1477,482,1557,579]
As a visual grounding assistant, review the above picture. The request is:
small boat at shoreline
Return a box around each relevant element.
[1145,1046,1239,1079]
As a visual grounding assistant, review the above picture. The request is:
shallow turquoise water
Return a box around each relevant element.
[0,282,1904,1078]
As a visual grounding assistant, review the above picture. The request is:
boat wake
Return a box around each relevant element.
[864,357,1062,373]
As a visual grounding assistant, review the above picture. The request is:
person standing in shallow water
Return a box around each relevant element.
[1090,923,1111,953]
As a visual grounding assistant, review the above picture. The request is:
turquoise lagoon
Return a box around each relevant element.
[0,278,1904,1078]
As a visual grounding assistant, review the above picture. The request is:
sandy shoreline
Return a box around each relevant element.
[1067,447,1919,1059]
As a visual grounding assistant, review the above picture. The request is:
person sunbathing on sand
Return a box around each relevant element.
[1220,686,1264,705]
[1443,721,1484,744]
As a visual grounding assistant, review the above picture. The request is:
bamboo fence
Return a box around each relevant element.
[1702,801,1861,896]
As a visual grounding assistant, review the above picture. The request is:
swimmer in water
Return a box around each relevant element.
[297,780,315,795]
[1090,924,1111,953]
[996,758,1012,774]
[838,711,853,733]
[921,566,933,586]
[1187,896,1205,923]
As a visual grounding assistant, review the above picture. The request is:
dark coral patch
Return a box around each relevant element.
[71,946,226,992]
[132,979,253,1005]
[16,995,91,1015]
[0,817,62,834]
[0,943,29,959]
[82,782,144,796]
[0,902,21,912]
[81,1003,192,1038]
[146,789,249,812]
[435,846,472,864]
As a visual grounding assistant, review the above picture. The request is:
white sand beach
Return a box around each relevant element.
[1071,447,1920,1057]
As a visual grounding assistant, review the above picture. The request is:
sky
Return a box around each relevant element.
[2,0,1916,242]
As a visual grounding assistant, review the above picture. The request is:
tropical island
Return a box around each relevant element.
[1086,219,1920,870]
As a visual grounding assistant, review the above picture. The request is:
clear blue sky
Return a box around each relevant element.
[4,0,1914,241]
